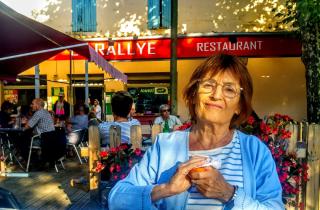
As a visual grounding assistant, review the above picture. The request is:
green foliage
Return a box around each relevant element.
[274,0,320,32]
[296,0,320,24]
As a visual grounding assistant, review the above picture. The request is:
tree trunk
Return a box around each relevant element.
[301,21,320,123]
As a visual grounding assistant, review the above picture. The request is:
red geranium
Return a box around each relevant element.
[94,143,144,182]
[241,113,309,208]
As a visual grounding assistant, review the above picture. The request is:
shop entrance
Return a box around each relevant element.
[74,87,103,107]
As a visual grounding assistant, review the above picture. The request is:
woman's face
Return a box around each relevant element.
[195,70,241,126]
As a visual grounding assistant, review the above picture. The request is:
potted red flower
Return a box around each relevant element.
[241,113,309,208]
[95,143,144,182]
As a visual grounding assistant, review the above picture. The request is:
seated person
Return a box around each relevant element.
[153,104,182,132]
[88,111,101,127]
[0,101,14,128]
[127,103,141,125]
[99,91,140,146]
[23,98,64,168]
[68,105,88,131]
[25,98,55,136]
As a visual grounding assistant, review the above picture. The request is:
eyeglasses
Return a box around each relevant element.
[198,79,243,99]
[161,109,170,113]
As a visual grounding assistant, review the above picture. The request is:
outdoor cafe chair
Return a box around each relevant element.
[0,131,25,170]
[26,134,41,172]
[67,129,87,164]
[26,132,66,172]
[0,132,14,163]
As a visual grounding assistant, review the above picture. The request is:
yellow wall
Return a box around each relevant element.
[176,57,307,122]
[248,58,306,121]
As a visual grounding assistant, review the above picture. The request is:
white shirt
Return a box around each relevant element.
[153,115,182,131]
[94,105,101,120]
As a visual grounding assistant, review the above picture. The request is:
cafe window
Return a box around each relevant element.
[148,0,171,29]
[72,0,97,32]
[128,87,169,114]
[127,73,170,114]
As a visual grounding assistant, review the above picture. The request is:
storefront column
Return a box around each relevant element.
[170,0,178,115]
[85,60,89,106]
[68,50,73,117]
[35,65,40,98]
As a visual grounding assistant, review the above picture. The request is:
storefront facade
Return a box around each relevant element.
[1,0,306,122]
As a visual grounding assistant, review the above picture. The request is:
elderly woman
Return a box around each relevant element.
[108,54,284,210]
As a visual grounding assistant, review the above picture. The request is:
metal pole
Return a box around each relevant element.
[35,65,40,98]
[85,60,89,106]
[170,0,178,115]
[69,51,73,117]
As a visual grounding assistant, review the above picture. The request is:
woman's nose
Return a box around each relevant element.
[211,85,223,99]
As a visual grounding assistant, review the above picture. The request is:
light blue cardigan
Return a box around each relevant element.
[108,130,284,210]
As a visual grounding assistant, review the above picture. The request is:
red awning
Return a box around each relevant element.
[0,2,127,82]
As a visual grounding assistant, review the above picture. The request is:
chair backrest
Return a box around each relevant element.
[79,128,88,144]
[41,130,67,162]
[130,125,142,149]
[151,124,161,144]
[109,125,121,148]
[67,129,83,145]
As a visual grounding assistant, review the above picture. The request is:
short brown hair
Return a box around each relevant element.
[183,54,253,128]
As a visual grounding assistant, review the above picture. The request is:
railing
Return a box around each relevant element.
[285,123,320,210]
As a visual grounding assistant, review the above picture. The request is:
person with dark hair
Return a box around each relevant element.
[0,101,14,128]
[99,91,140,146]
[127,103,141,125]
[88,111,101,127]
[109,54,284,209]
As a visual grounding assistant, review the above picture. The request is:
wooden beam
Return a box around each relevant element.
[109,125,121,148]
[306,124,320,210]
[151,124,161,144]
[88,125,100,200]
[130,125,142,149]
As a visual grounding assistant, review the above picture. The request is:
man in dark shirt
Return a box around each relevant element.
[0,101,14,128]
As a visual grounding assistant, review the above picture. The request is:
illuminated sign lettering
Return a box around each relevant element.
[50,36,301,60]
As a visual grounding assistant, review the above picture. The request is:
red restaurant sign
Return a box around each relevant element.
[50,35,301,60]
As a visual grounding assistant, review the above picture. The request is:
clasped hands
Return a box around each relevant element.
[167,156,234,203]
